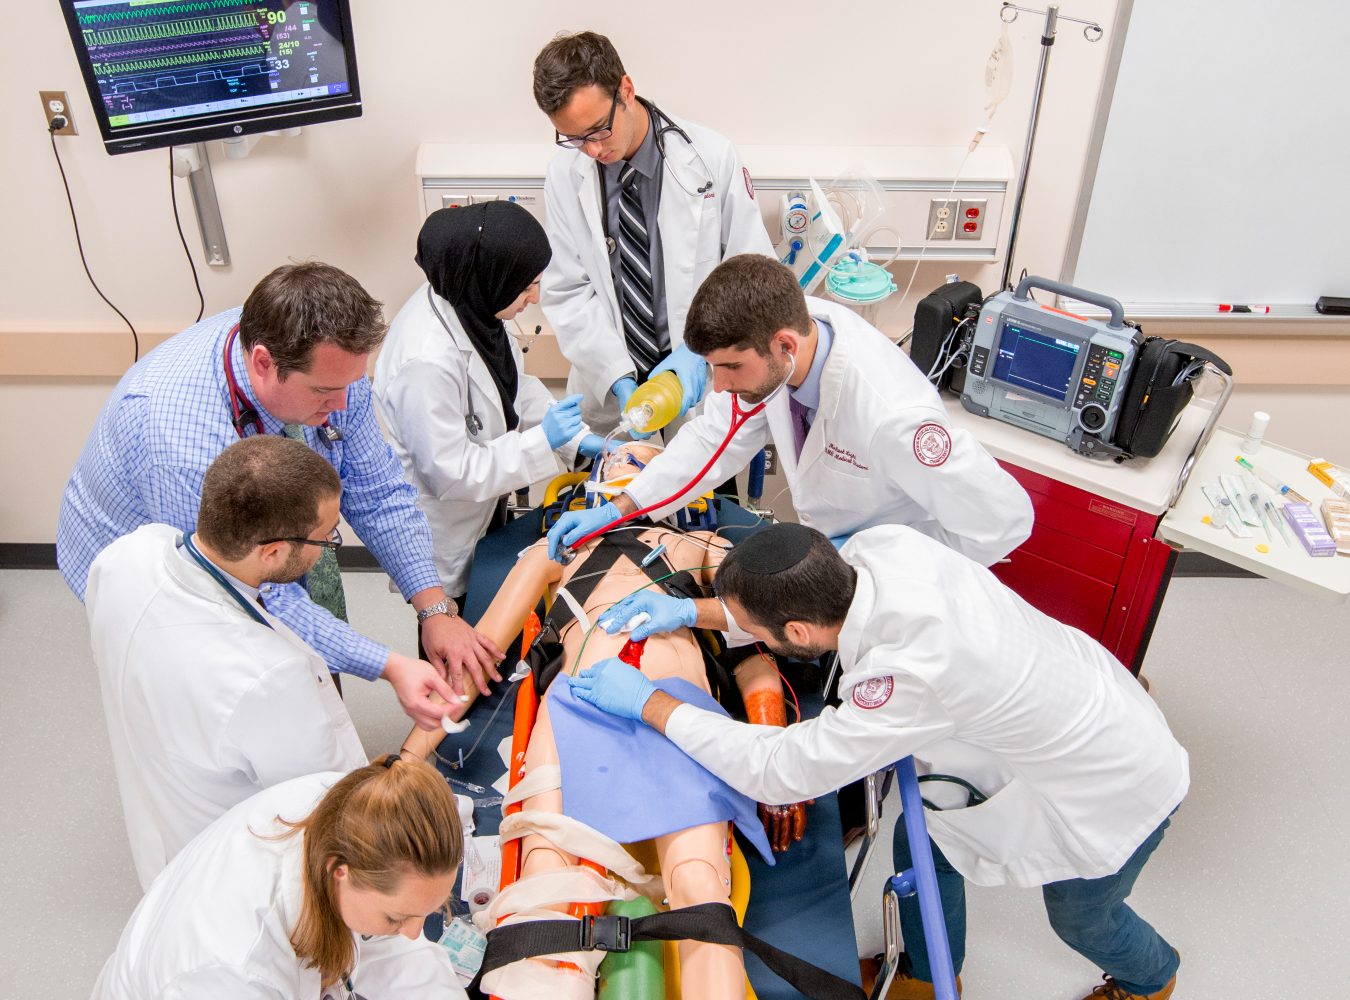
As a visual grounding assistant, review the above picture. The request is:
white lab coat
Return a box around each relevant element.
[373,283,578,596]
[540,109,775,420]
[86,524,367,892]
[91,773,464,1000]
[626,298,1035,566]
[669,525,1190,889]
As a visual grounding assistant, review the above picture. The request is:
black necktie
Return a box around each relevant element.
[616,162,664,377]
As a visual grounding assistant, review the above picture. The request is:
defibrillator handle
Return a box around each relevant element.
[1013,275,1126,330]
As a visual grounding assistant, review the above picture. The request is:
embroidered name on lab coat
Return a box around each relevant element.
[825,443,869,471]
[852,675,894,709]
[913,423,952,467]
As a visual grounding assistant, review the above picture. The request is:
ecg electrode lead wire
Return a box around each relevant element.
[49,121,139,362]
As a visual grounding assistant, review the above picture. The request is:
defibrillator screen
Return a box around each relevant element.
[990,322,1082,403]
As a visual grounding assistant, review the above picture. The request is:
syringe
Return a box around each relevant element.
[1235,456,1309,504]
[1264,496,1294,548]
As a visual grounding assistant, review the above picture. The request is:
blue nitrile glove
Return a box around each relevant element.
[577,433,613,459]
[567,656,658,721]
[612,375,654,440]
[829,533,852,551]
[598,592,697,641]
[612,376,638,410]
[650,343,709,416]
[542,393,586,450]
[547,501,621,562]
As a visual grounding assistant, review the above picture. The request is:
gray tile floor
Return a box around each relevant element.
[2,569,1346,998]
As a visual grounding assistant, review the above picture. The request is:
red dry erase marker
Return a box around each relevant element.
[1218,304,1270,314]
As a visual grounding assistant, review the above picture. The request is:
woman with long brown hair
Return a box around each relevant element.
[92,756,466,999]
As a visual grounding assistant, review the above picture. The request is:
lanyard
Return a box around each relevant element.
[223,325,343,448]
[181,534,273,629]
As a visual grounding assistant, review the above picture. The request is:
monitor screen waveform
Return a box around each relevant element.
[71,0,353,131]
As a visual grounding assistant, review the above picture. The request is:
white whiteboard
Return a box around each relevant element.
[1072,0,1350,308]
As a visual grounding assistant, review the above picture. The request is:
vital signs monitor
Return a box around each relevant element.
[59,0,362,154]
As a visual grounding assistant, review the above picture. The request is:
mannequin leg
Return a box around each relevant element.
[519,697,577,885]
[656,823,745,1000]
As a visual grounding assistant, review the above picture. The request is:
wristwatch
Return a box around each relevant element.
[416,598,458,623]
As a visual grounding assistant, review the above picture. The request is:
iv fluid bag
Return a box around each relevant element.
[985,24,1014,114]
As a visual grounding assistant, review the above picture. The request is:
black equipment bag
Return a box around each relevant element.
[910,280,983,392]
[1112,337,1231,458]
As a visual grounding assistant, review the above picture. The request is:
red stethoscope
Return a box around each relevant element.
[564,351,795,557]
[223,325,343,448]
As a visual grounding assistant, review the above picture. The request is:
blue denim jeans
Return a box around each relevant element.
[893,813,1180,995]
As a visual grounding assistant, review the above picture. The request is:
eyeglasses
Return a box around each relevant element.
[555,90,620,149]
[261,526,343,550]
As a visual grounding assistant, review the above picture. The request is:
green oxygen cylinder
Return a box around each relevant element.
[595,895,664,1000]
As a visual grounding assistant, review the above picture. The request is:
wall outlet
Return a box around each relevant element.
[955,198,988,240]
[40,91,77,135]
[927,198,957,240]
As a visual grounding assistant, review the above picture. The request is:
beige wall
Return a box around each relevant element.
[7,0,1342,544]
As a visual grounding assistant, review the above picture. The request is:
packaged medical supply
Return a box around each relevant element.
[1236,456,1309,503]
[1281,503,1337,557]
[1321,498,1350,555]
[1308,459,1350,500]
[460,835,502,913]
[438,916,488,986]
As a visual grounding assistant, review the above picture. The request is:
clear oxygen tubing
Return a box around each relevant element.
[565,354,796,556]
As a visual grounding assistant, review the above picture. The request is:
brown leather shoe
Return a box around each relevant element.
[1081,971,1176,1000]
[885,968,963,999]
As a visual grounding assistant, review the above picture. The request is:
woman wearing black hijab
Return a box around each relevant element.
[374,202,604,658]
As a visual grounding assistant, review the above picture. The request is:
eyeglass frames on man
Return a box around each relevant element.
[554,89,620,149]
[260,526,343,550]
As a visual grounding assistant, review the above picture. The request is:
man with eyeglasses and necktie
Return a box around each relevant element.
[82,435,418,892]
[533,30,775,438]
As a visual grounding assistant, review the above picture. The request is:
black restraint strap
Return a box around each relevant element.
[467,902,865,1000]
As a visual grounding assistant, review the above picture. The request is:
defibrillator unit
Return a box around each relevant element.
[960,277,1139,459]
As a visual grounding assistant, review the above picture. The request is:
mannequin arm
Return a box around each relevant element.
[733,651,810,851]
[402,545,562,759]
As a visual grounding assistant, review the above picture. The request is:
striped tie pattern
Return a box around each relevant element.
[616,162,666,376]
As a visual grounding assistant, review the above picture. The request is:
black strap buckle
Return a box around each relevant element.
[579,914,630,953]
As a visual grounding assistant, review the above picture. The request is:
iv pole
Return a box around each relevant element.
[999,3,1103,291]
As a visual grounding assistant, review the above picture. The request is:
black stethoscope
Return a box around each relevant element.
[426,286,486,437]
[223,324,344,448]
[600,98,716,257]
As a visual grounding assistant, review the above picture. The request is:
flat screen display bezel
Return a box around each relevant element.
[986,314,1089,408]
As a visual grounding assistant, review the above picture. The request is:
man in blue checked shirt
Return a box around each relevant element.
[58,262,505,731]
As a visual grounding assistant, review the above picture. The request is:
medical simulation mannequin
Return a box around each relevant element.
[403,447,800,998]
[374,202,606,611]
[92,758,464,1000]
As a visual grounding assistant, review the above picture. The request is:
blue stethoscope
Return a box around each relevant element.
[223,325,344,449]
[181,533,272,629]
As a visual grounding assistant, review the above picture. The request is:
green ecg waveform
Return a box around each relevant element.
[83,12,261,46]
[77,0,256,26]
[95,43,268,76]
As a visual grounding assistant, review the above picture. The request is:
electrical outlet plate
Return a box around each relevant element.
[927,198,956,241]
[955,198,987,240]
[40,91,77,135]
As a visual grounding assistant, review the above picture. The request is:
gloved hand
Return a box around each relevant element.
[577,433,612,459]
[567,656,658,721]
[650,344,709,416]
[829,533,852,552]
[758,801,814,853]
[599,591,697,641]
[612,376,638,410]
[542,393,586,450]
[546,501,622,562]
[612,376,654,440]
